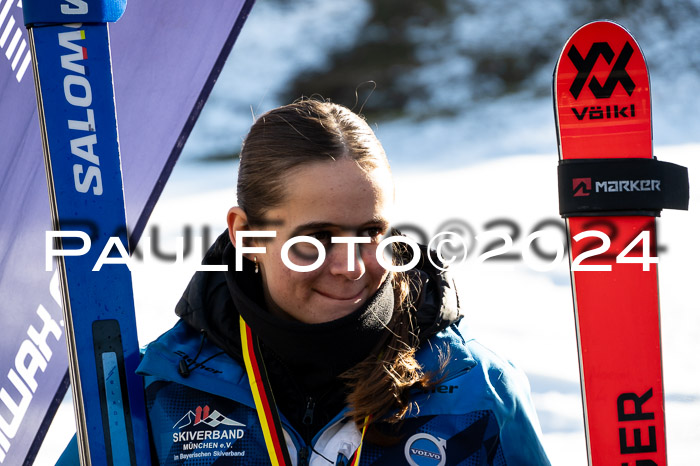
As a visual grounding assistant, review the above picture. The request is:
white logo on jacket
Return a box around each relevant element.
[405,433,447,466]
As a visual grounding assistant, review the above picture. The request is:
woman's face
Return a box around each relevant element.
[238,158,394,324]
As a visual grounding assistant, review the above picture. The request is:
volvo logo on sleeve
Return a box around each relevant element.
[404,433,447,466]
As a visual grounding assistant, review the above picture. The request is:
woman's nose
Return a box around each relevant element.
[328,238,368,280]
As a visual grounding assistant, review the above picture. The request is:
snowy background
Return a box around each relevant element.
[37,0,699,464]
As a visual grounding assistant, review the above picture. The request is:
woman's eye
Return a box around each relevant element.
[363,227,384,240]
[310,231,332,242]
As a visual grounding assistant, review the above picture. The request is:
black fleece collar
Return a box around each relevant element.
[175,231,462,384]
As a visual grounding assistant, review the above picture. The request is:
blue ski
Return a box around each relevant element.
[23,1,150,464]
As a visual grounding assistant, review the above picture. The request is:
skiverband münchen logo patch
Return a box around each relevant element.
[173,405,245,430]
[404,433,447,466]
[170,405,247,461]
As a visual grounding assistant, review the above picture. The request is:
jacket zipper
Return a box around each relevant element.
[302,396,316,426]
[298,445,311,466]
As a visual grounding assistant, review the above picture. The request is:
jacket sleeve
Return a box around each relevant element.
[468,339,552,466]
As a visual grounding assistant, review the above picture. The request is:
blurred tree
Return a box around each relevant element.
[278,0,700,121]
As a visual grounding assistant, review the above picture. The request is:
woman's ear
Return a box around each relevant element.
[227,206,249,248]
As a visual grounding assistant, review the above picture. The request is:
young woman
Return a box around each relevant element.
[137,99,551,465]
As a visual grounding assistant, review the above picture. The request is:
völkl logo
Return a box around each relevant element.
[568,42,636,99]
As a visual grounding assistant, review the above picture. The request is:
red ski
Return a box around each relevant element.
[554,21,688,465]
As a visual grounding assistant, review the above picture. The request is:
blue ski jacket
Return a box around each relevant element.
[131,234,551,465]
[137,318,551,465]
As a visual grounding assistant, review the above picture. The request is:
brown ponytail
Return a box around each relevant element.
[341,270,432,425]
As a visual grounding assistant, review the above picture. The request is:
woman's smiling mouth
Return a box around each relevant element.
[315,288,365,302]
